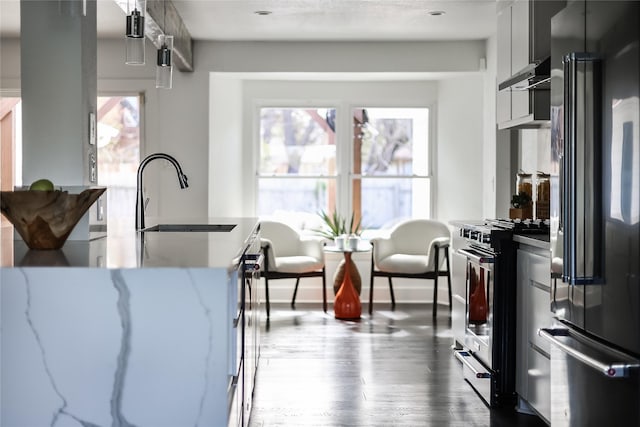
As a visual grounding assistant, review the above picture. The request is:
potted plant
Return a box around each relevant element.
[314,210,363,295]
[509,191,533,219]
[315,210,362,248]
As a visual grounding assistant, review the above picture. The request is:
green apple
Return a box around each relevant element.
[29,178,55,191]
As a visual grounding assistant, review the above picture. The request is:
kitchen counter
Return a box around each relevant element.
[513,233,550,251]
[0,217,259,427]
[1,217,259,268]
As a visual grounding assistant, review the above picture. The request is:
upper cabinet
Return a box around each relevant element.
[497,0,565,129]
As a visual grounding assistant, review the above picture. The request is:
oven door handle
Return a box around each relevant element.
[459,248,494,264]
[455,350,491,378]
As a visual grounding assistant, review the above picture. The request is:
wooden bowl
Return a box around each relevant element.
[0,187,106,250]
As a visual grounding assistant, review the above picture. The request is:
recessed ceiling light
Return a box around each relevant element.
[254,10,272,16]
[428,10,446,16]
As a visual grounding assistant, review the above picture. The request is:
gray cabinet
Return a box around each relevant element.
[516,244,551,424]
[229,231,262,427]
[243,254,261,426]
[496,0,564,129]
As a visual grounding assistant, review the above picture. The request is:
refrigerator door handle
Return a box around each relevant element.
[562,52,603,285]
[539,328,640,378]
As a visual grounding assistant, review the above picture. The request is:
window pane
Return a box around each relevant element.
[257,177,334,217]
[353,107,430,230]
[97,96,140,233]
[357,108,429,176]
[259,108,336,176]
[356,178,431,229]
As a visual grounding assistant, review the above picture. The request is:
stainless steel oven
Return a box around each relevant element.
[455,222,518,408]
[456,245,495,404]
[461,248,494,360]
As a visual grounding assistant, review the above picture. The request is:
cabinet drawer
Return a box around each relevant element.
[527,346,550,424]
[528,281,552,353]
[529,251,550,288]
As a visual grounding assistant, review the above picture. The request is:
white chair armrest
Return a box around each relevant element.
[427,237,450,270]
[432,237,450,248]
[370,236,395,263]
[260,237,273,250]
[260,237,277,271]
[300,236,325,261]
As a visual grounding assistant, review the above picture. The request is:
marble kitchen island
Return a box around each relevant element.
[0,217,260,427]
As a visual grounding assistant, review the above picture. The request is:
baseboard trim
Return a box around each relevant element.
[259,276,451,305]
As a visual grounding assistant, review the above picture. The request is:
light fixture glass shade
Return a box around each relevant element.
[125,1,146,65]
[126,37,145,65]
[156,35,174,89]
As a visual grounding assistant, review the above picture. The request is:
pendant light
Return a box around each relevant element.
[155,0,173,89]
[125,0,146,65]
[155,34,173,89]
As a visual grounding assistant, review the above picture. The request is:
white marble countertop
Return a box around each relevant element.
[1,266,238,427]
[0,217,259,426]
[1,217,259,269]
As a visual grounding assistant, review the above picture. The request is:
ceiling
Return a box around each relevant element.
[0,0,497,41]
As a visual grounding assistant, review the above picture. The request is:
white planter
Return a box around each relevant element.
[347,236,360,251]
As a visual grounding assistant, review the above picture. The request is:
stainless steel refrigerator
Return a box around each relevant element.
[542,1,640,425]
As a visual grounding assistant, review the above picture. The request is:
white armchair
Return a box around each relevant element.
[369,219,452,317]
[259,220,326,318]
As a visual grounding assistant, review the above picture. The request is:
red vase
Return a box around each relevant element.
[334,252,361,320]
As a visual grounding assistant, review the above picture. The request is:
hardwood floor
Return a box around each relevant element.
[249,303,547,427]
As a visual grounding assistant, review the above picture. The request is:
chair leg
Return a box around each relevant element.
[291,277,301,308]
[388,277,396,309]
[433,247,440,318]
[265,277,271,318]
[369,253,375,315]
[445,248,452,312]
[322,267,327,313]
[432,274,439,318]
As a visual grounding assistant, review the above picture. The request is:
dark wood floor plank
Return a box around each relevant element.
[249,303,547,427]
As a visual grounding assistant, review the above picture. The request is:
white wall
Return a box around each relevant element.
[435,75,485,222]
[206,76,487,227]
[483,34,498,219]
[2,38,492,228]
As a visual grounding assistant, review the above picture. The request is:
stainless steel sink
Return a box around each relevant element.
[141,224,237,232]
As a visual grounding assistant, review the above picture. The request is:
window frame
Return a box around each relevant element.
[254,101,437,228]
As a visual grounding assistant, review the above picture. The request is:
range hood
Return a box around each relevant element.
[499,57,551,91]
[497,57,551,130]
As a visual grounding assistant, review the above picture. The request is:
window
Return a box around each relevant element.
[0,95,141,234]
[353,107,431,229]
[97,95,141,233]
[257,106,431,231]
[257,107,337,218]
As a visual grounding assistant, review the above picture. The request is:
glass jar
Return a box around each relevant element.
[516,173,533,200]
[536,172,550,220]
[514,172,533,219]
